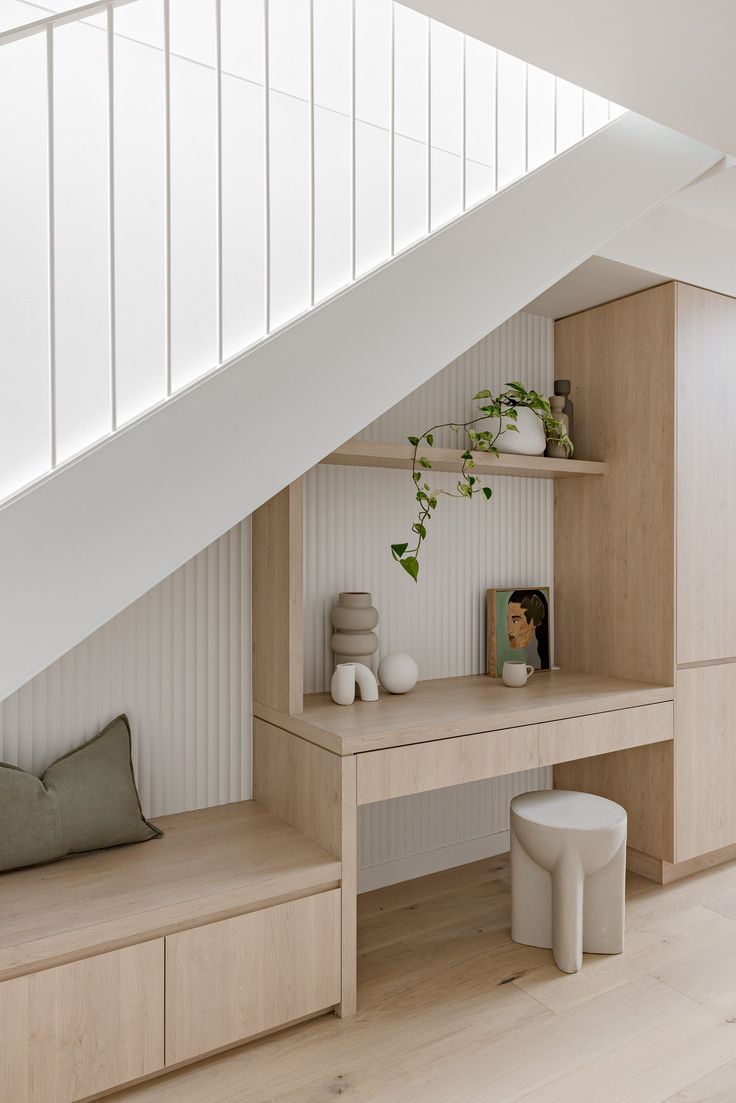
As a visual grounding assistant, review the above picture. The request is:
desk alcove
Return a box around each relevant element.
[254,281,736,1017]
[251,369,676,1016]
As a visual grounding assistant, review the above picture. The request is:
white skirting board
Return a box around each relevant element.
[358,831,513,893]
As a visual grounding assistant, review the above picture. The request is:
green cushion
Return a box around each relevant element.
[0,715,162,873]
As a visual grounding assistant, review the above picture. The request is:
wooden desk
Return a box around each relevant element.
[253,669,674,1016]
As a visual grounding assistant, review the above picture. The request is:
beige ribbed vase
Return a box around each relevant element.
[330,592,379,668]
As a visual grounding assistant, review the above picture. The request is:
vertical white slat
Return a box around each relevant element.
[523,61,529,174]
[263,0,271,333]
[460,33,466,211]
[553,75,558,154]
[350,0,356,282]
[106,3,117,430]
[46,25,57,468]
[308,0,315,307]
[493,47,499,192]
[389,0,395,256]
[163,0,172,395]
[215,0,223,363]
[426,16,431,235]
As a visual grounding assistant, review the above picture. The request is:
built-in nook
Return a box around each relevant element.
[4,283,736,1099]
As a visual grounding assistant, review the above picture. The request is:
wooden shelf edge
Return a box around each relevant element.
[322,441,607,479]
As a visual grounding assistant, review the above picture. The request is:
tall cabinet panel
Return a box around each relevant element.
[555,280,736,874]
[675,284,736,861]
[554,283,676,689]
[554,283,677,861]
[676,663,736,861]
[676,284,736,665]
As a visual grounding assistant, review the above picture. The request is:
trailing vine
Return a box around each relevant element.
[391,382,572,581]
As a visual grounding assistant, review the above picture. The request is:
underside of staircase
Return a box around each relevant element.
[0,111,720,701]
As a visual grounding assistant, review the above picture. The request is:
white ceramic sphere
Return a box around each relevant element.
[378,652,418,694]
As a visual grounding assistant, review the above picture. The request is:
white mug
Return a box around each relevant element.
[502,661,535,688]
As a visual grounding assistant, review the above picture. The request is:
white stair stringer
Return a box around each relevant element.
[0,112,720,701]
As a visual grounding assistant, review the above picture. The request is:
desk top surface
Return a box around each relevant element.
[257,670,674,755]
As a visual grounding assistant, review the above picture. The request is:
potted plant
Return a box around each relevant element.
[391,382,572,581]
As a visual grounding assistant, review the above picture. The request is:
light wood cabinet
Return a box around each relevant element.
[165,890,341,1065]
[555,281,736,878]
[0,940,164,1103]
[676,663,736,861]
[676,284,736,666]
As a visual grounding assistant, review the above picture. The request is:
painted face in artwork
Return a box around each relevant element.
[507,602,536,650]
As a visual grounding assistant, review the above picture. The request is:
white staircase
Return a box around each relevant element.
[0,0,721,699]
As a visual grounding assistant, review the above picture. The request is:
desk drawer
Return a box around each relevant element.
[356,726,539,805]
[538,702,673,767]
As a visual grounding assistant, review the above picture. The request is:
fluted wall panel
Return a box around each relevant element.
[0,521,250,818]
[306,312,554,882]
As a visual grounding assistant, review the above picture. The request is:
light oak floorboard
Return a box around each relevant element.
[664,1055,736,1101]
[110,856,736,1103]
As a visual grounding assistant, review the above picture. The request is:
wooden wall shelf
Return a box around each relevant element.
[322,440,607,480]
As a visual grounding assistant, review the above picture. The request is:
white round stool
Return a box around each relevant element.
[510,790,627,974]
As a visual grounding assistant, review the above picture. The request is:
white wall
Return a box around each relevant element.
[0,521,250,818]
[305,311,554,888]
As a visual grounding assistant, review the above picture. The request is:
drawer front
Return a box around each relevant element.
[165,890,341,1065]
[539,702,673,767]
[356,726,539,805]
[0,940,164,1103]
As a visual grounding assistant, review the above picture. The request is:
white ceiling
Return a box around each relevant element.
[525,257,666,320]
[402,0,736,156]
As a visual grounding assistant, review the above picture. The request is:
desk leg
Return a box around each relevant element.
[338,755,357,1018]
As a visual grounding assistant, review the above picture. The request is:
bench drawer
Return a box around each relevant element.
[356,726,539,805]
[539,702,673,767]
[0,940,164,1103]
[165,890,341,1064]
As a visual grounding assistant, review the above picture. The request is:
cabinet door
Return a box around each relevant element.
[0,940,164,1103]
[676,663,736,861]
[165,890,341,1065]
[677,284,736,664]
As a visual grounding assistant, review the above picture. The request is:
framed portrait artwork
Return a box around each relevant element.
[486,587,551,677]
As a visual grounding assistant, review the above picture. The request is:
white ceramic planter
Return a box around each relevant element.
[476,406,546,456]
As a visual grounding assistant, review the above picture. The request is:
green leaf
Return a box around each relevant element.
[407,435,420,446]
[423,482,430,490]
[482,486,493,500]
[461,450,473,461]
[412,523,427,538]
[468,475,476,486]
[473,389,492,400]
[419,457,432,469]
[412,471,421,482]
[390,542,408,560]
[401,556,420,581]
[429,496,438,509]
[426,433,434,446]
[506,423,519,432]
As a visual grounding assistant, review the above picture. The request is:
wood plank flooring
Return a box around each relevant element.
[112,856,736,1103]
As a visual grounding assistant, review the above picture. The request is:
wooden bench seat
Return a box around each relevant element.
[0,800,341,982]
